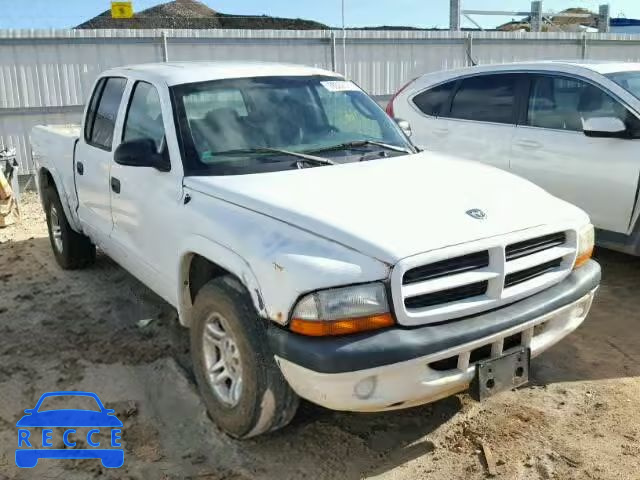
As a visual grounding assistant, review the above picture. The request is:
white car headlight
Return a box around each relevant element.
[290,282,394,336]
[575,223,594,269]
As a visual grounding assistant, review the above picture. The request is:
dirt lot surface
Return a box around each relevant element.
[1,192,639,479]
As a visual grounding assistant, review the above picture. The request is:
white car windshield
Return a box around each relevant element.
[172,75,413,175]
[606,71,640,100]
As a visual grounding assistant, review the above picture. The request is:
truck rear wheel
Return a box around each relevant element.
[191,276,299,438]
[44,186,95,269]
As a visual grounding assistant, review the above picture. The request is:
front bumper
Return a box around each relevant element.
[268,260,600,412]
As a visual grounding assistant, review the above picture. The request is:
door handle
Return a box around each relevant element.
[111,177,121,194]
[433,128,450,136]
[516,139,542,149]
[76,161,84,175]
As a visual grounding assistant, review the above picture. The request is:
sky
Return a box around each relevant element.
[0,0,639,29]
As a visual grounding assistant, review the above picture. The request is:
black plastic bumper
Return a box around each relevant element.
[267,260,601,374]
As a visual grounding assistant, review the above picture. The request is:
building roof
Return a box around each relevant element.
[76,0,328,30]
[102,61,341,86]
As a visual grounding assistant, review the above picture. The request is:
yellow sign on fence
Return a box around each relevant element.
[111,1,133,19]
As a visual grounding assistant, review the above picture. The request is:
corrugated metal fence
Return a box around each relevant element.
[2,28,640,173]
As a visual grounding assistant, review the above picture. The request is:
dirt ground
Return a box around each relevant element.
[0,192,639,480]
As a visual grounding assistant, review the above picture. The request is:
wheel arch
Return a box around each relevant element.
[177,236,267,327]
[37,166,82,232]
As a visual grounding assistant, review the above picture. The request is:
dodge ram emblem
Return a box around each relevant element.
[466,209,486,220]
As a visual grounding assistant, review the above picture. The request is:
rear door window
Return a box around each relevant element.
[412,81,456,116]
[85,77,127,150]
[449,74,519,124]
[84,78,106,145]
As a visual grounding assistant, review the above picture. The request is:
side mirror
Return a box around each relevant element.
[114,138,170,171]
[583,117,628,138]
[395,118,412,138]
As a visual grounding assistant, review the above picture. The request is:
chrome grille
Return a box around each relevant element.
[391,228,577,326]
[506,232,567,261]
[403,251,489,284]
[404,281,488,309]
[504,258,562,288]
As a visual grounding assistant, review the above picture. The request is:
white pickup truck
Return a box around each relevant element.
[31,62,601,439]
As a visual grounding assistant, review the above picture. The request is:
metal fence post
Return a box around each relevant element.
[465,33,477,66]
[599,4,610,33]
[330,31,337,72]
[581,32,588,59]
[450,0,461,31]
[530,1,543,33]
[161,31,169,62]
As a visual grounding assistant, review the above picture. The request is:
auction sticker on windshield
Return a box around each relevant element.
[15,391,124,468]
[320,80,361,92]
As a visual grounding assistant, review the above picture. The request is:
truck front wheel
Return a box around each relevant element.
[44,186,95,269]
[191,276,299,438]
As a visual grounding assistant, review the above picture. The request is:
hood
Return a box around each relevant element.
[185,152,586,264]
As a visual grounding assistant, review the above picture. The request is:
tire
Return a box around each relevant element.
[191,276,299,439]
[44,186,95,270]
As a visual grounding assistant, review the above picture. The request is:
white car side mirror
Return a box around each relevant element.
[583,116,628,138]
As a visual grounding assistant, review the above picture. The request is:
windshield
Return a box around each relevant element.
[605,71,640,100]
[171,75,413,175]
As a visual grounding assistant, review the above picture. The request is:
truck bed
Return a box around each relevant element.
[34,124,82,138]
[30,124,83,226]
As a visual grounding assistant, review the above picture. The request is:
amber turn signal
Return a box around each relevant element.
[574,247,594,269]
[290,313,395,337]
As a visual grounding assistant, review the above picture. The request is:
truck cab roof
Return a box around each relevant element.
[102,61,342,86]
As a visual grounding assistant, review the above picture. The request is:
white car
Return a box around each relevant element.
[31,61,599,439]
[387,61,640,255]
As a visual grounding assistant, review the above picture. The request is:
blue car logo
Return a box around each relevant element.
[15,391,123,468]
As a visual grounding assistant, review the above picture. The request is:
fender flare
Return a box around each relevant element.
[38,165,83,233]
[176,235,267,327]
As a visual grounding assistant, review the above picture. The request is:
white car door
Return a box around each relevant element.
[75,77,127,242]
[511,73,640,234]
[109,80,183,303]
[443,74,527,170]
[412,73,524,171]
[402,81,457,152]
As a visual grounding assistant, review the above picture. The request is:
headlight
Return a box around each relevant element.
[290,282,394,336]
[574,223,594,269]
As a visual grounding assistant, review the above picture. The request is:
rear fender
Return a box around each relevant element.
[38,166,82,233]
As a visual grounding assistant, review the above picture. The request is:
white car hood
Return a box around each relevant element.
[185,152,584,264]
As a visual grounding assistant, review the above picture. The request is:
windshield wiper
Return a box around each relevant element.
[308,140,413,155]
[212,147,336,165]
